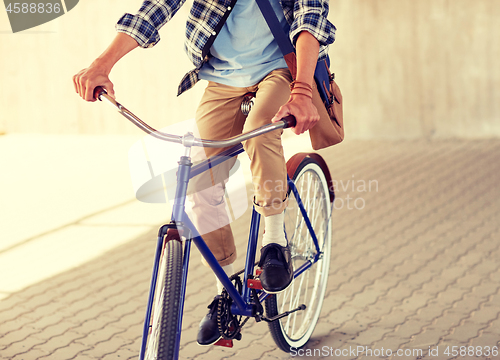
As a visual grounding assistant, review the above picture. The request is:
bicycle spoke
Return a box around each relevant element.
[279,285,292,314]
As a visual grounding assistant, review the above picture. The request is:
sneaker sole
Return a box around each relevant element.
[262,276,294,295]
[196,335,222,346]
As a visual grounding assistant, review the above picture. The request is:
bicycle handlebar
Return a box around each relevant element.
[94,86,296,148]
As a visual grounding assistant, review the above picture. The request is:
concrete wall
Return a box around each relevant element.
[334,0,500,139]
[1,0,499,138]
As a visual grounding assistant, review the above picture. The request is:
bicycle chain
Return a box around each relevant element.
[216,290,241,340]
[216,273,255,340]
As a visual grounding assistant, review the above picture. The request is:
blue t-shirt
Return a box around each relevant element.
[198,0,289,87]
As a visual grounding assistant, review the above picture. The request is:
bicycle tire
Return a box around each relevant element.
[144,238,183,360]
[265,156,332,352]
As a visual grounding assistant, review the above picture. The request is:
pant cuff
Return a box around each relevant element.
[252,194,288,217]
[201,251,237,268]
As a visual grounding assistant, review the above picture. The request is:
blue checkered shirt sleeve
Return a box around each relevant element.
[283,0,336,59]
[116,0,187,48]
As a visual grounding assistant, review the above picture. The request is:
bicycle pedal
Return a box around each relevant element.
[214,339,233,348]
[247,278,263,290]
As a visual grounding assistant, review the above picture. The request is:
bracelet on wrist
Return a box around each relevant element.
[290,80,313,92]
[290,90,313,99]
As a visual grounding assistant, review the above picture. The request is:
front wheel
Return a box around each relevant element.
[265,156,332,352]
[144,237,183,360]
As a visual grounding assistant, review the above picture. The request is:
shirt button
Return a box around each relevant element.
[212,31,216,36]
[227,6,231,10]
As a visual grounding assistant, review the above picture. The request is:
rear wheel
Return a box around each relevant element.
[144,238,183,359]
[265,157,332,352]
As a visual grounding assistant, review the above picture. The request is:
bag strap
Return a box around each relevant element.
[255,0,294,56]
[255,0,298,77]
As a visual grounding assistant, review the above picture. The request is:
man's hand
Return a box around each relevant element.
[73,61,115,102]
[272,93,319,135]
[72,33,139,102]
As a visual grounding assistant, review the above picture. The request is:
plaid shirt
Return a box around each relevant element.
[116,0,336,95]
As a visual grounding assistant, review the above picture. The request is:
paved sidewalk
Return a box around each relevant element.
[1,138,499,360]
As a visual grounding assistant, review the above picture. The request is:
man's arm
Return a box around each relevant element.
[295,31,320,89]
[73,33,139,102]
[272,31,320,135]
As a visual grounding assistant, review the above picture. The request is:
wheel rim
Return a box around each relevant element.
[278,163,331,345]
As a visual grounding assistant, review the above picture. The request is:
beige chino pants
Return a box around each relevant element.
[187,68,293,266]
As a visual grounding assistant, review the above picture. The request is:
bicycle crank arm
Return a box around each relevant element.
[261,304,307,323]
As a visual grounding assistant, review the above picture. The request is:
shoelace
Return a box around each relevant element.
[260,246,286,268]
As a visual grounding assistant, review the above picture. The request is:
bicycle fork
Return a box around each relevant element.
[139,148,194,360]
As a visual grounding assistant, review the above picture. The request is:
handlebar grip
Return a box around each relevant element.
[282,115,296,129]
[93,86,107,101]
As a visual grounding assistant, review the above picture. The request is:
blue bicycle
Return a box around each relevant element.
[95,87,334,359]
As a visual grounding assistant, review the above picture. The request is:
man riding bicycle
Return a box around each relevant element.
[73,0,335,346]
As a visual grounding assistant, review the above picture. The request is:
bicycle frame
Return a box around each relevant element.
[138,142,323,360]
